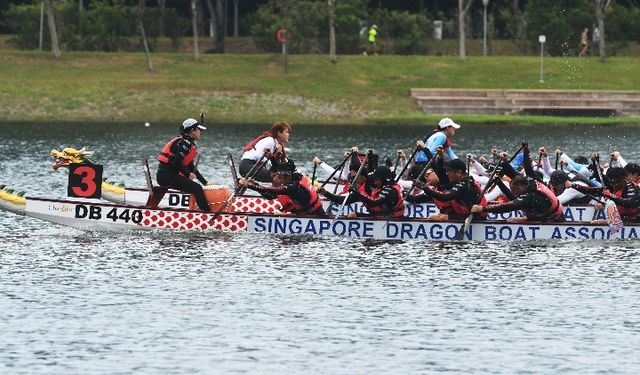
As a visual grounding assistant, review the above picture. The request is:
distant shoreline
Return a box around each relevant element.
[1,51,638,126]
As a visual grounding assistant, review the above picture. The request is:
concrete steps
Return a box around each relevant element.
[410,89,640,117]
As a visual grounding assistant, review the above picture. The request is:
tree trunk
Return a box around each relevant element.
[204,0,225,52]
[191,0,200,60]
[328,0,336,63]
[511,0,527,52]
[596,0,607,63]
[138,0,154,71]
[45,0,61,59]
[233,0,239,37]
[157,0,166,37]
[214,0,225,52]
[458,0,473,61]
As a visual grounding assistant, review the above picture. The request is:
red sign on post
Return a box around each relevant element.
[68,163,103,199]
[276,28,289,44]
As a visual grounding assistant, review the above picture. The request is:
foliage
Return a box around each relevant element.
[369,8,433,54]
[524,0,593,56]
[2,0,187,52]
[249,0,329,53]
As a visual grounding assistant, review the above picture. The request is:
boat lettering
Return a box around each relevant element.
[75,204,102,219]
[168,193,190,207]
[252,217,374,238]
[386,223,461,240]
[485,225,540,240]
[75,204,143,223]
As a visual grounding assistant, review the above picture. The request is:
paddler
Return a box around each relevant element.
[349,166,405,218]
[156,118,212,212]
[471,174,565,223]
[567,167,640,222]
[240,121,291,182]
[406,158,487,221]
[238,159,326,216]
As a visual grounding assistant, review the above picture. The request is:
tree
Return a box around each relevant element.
[511,0,526,51]
[138,0,154,71]
[191,0,200,60]
[233,0,239,37]
[45,0,61,58]
[595,0,610,62]
[328,0,336,63]
[458,0,473,61]
[204,0,225,53]
[157,0,166,37]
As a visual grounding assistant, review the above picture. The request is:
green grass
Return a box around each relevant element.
[0,51,639,125]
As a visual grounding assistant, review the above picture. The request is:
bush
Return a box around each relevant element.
[2,0,186,52]
[369,9,433,54]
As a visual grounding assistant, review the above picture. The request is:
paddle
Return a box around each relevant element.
[209,155,269,222]
[319,149,354,189]
[454,144,524,241]
[394,146,422,182]
[311,162,318,186]
[326,152,352,213]
[334,152,369,220]
[393,150,402,177]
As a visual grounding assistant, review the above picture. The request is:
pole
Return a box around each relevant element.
[39,1,44,51]
[483,4,487,56]
[539,42,544,83]
[283,42,288,74]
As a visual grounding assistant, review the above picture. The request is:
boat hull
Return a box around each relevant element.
[18,196,640,241]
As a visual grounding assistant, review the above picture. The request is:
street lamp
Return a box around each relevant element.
[538,35,546,83]
[483,0,489,56]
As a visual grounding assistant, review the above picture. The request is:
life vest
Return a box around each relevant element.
[449,178,486,216]
[524,181,564,221]
[367,183,404,218]
[242,131,271,152]
[427,128,451,152]
[278,176,323,215]
[612,186,639,220]
[157,136,197,167]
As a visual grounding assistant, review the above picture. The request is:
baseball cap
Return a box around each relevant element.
[369,166,394,181]
[182,118,207,130]
[444,158,467,172]
[438,117,461,129]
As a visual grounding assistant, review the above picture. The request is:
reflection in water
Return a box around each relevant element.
[1,122,640,373]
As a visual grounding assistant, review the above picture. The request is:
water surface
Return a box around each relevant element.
[1,122,639,374]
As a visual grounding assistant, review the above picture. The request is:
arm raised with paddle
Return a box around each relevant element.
[455,143,525,241]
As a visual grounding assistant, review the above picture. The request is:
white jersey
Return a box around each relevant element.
[241,136,279,171]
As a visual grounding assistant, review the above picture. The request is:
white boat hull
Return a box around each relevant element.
[16,196,640,241]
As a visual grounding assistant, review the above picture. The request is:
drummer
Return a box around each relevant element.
[157,118,212,212]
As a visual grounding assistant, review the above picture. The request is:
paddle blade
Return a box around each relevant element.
[604,199,624,234]
[455,214,474,241]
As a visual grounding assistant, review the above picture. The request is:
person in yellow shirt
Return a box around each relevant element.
[365,24,378,55]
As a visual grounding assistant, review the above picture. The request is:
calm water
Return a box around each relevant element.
[1,122,640,374]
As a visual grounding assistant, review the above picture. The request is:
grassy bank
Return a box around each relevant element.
[0,51,639,125]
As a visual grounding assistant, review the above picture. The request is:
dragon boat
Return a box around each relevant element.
[0,179,637,241]
[6,146,626,241]
[48,147,609,222]
[0,190,637,240]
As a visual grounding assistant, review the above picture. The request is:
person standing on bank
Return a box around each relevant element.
[240,121,291,183]
[578,28,589,57]
[157,118,212,212]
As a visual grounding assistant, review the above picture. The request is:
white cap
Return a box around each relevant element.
[182,118,206,130]
[438,117,460,129]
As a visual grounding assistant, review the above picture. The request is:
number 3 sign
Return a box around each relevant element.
[68,163,103,199]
